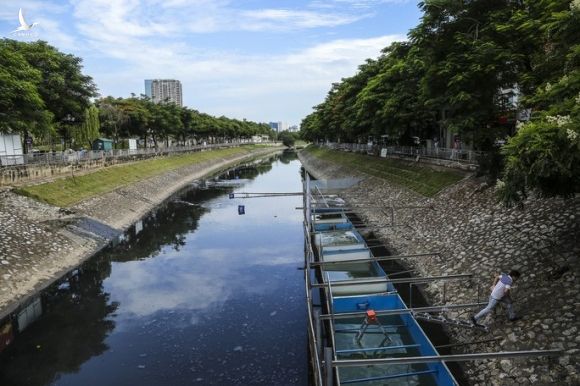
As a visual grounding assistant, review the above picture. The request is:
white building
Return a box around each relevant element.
[144,79,183,106]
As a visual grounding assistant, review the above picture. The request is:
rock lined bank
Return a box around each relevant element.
[0,146,283,320]
[300,150,579,386]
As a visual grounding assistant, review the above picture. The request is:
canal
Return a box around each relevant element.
[0,151,309,386]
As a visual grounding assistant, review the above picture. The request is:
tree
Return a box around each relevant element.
[4,40,97,123]
[278,130,297,147]
[498,1,580,204]
[73,105,100,149]
[499,115,580,205]
[97,98,129,146]
[0,40,53,137]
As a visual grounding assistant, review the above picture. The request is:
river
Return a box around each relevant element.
[0,151,309,386]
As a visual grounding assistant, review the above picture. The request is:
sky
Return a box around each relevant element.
[0,0,422,127]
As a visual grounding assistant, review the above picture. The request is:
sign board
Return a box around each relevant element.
[380,148,387,158]
[0,133,24,166]
[128,139,137,150]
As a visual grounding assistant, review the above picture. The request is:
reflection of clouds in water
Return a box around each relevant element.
[200,195,303,227]
[192,246,299,266]
[200,160,303,226]
[108,243,300,319]
[108,263,233,318]
[106,159,305,324]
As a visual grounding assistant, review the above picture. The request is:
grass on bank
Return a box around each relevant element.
[17,145,270,207]
[304,145,464,197]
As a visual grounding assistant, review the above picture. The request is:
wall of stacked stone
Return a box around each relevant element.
[299,150,580,386]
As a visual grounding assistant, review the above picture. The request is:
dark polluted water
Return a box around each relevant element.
[0,151,309,386]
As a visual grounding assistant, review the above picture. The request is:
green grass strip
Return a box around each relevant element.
[303,145,463,197]
[16,145,268,207]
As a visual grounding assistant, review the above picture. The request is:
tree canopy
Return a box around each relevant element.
[0,41,53,136]
[95,95,274,148]
[300,0,580,202]
[1,39,97,141]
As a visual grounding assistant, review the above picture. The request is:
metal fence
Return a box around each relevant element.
[0,141,277,167]
[322,142,485,165]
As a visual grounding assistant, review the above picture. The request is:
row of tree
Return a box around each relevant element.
[94,96,273,149]
[301,0,579,203]
[0,39,274,150]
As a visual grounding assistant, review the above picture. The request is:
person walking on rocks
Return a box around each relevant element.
[471,270,521,326]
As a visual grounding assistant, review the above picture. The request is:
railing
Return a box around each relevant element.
[0,141,278,167]
[322,142,486,165]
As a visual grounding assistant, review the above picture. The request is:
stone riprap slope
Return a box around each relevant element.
[0,147,282,320]
[300,150,579,386]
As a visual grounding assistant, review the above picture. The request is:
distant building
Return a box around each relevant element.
[269,121,287,132]
[144,80,153,98]
[144,79,183,106]
[288,125,299,133]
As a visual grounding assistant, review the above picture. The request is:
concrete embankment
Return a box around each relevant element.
[0,146,283,321]
[299,150,579,386]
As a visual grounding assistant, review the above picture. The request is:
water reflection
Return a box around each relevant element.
[0,151,308,386]
[0,257,117,386]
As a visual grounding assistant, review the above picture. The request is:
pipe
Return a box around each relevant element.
[319,302,488,320]
[308,253,440,267]
[332,350,562,367]
[311,273,473,288]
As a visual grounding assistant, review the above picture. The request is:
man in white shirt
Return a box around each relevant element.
[472,270,521,326]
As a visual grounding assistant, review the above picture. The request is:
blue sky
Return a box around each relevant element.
[0,0,422,126]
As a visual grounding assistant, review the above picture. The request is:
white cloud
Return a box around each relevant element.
[332,0,410,7]
[62,0,408,123]
[70,0,370,39]
[86,33,404,123]
[241,9,366,30]
[286,35,402,65]
[72,0,172,42]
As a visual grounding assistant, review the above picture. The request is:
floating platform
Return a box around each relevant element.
[305,193,457,385]
[302,174,560,386]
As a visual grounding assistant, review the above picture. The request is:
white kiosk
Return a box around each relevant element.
[0,133,24,166]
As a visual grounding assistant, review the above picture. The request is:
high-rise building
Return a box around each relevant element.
[144,80,153,98]
[269,121,287,132]
[144,79,183,106]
